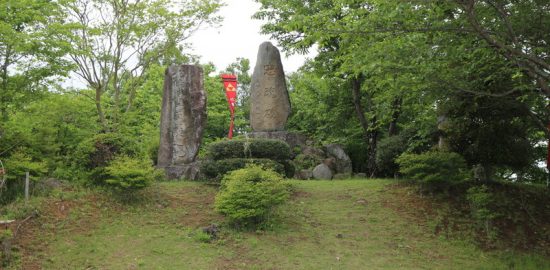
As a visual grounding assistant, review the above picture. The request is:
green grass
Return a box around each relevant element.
[7,179,550,269]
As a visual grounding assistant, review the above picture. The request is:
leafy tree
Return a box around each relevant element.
[255,0,548,181]
[0,0,74,121]
[64,0,222,131]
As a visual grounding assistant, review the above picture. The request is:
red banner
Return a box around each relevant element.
[221,74,238,139]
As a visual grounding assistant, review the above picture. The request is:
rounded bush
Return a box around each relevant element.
[201,158,285,181]
[75,133,141,170]
[207,139,291,161]
[214,165,290,227]
[103,156,158,191]
[396,151,469,193]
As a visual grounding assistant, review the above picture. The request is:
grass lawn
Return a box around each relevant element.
[7,179,550,269]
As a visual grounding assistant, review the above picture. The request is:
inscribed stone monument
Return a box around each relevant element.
[158,65,207,180]
[250,42,291,131]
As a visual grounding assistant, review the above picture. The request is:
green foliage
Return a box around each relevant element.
[63,0,223,130]
[293,154,322,171]
[201,158,285,181]
[191,230,214,243]
[214,166,290,228]
[207,139,291,161]
[0,0,75,120]
[375,135,408,177]
[466,185,500,242]
[75,133,141,170]
[396,151,469,193]
[0,151,47,204]
[103,156,158,191]
[2,151,47,182]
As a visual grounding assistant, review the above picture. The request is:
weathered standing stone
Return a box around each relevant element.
[250,42,291,131]
[158,65,207,179]
[325,144,353,175]
[313,164,333,180]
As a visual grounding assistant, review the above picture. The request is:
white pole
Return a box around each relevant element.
[25,171,29,203]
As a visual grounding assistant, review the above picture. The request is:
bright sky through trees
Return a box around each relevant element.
[188,0,316,73]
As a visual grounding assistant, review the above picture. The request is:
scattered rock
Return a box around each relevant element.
[312,164,333,180]
[202,224,219,240]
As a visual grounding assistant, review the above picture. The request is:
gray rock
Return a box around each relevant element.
[295,169,313,180]
[325,144,352,174]
[158,65,207,179]
[355,173,367,178]
[313,164,333,180]
[250,42,291,131]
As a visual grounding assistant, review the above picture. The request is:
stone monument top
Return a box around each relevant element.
[249,42,291,132]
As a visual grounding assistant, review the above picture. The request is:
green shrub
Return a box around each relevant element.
[103,156,158,191]
[1,150,48,204]
[214,165,290,228]
[466,185,501,243]
[207,139,291,161]
[75,133,141,170]
[201,158,285,181]
[396,151,469,193]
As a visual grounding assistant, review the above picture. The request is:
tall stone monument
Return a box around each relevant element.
[248,42,307,150]
[250,42,291,131]
[158,65,207,180]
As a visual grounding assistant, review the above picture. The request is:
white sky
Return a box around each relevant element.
[189,0,315,73]
[63,0,313,89]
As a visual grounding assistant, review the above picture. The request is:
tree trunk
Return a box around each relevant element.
[388,97,402,137]
[95,86,109,132]
[351,75,378,176]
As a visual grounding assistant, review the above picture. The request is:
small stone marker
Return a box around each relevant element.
[250,42,291,132]
[158,65,207,179]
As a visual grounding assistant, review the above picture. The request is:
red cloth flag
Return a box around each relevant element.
[221,74,238,139]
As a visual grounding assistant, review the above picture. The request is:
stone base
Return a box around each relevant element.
[248,131,307,149]
[160,161,201,180]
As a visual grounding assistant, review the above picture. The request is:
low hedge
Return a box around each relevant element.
[201,158,286,181]
[207,139,291,161]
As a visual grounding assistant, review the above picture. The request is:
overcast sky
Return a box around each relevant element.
[189,0,315,73]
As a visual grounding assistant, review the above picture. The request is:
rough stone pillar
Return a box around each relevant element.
[158,65,207,180]
[250,42,291,131]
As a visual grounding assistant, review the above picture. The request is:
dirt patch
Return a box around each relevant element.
[292,190,312,199]
[14,193,103,269]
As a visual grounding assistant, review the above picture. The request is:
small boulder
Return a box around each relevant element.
[313,164,333,180]
[354,173,367,178]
